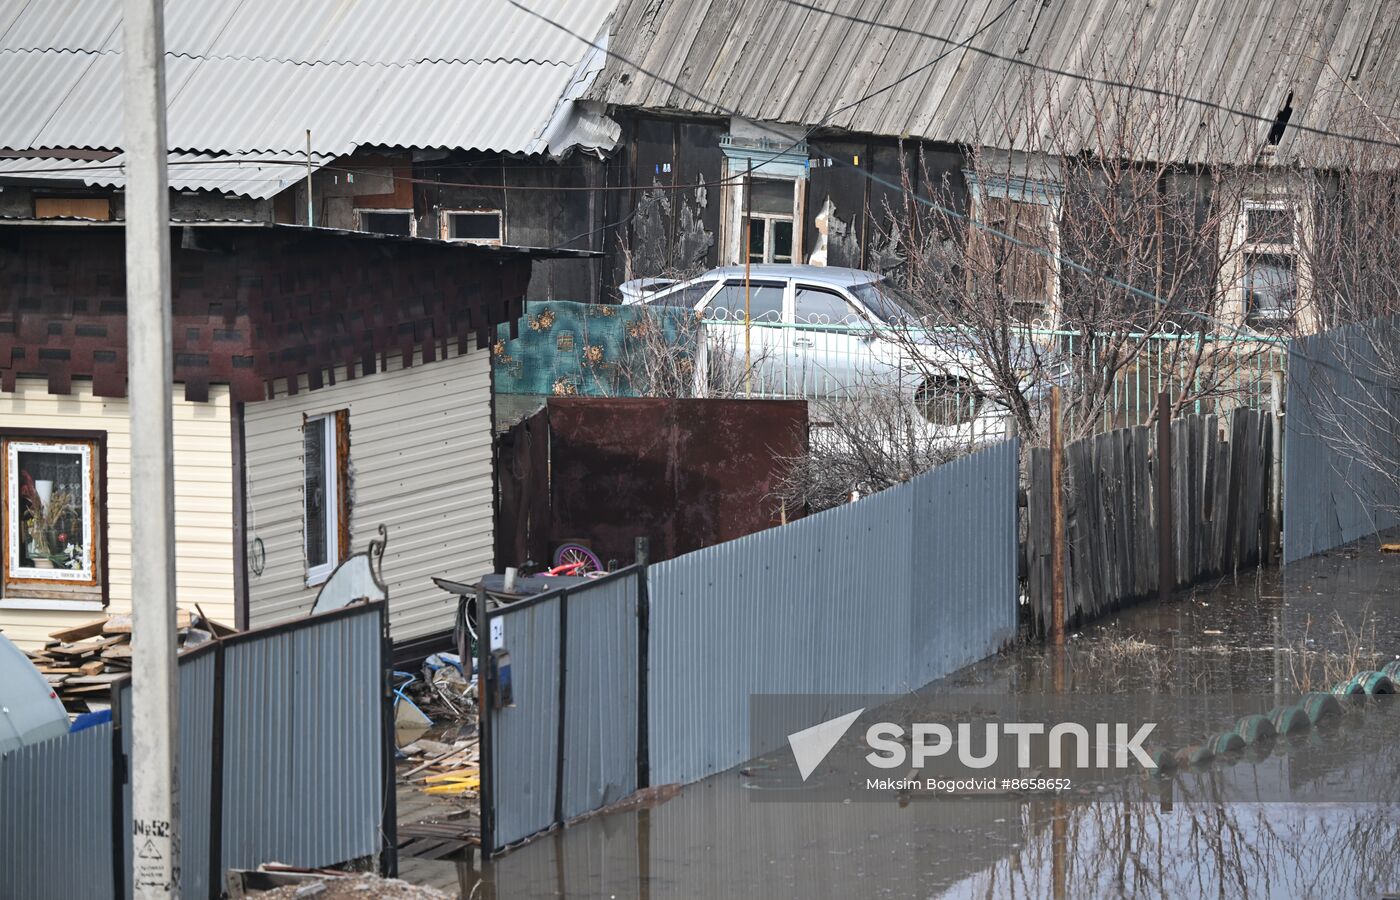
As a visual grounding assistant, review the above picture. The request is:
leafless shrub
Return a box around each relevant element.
[770,387,981,511]
[1286,607,1382,693]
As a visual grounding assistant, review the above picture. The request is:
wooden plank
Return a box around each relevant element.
[48,618,110,643]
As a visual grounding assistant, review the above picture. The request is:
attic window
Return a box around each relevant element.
[441,210,503,244]
[356,209,414,236]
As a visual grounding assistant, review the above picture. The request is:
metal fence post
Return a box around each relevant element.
[635,537,651,790]
[378,604,398,877]
[207,641,226,894]
[554,589,569,830]
[476,586,495,857]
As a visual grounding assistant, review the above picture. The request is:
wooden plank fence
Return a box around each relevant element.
[1025,408,1275,634]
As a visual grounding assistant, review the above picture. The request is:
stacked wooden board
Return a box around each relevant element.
[1025,408,1275,634]
[23,608,234,712]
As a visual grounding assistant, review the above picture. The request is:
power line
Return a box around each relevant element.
[773,0,1400,153]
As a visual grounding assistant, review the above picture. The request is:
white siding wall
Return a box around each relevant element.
[243,346,493,642]
[0,378,235,649]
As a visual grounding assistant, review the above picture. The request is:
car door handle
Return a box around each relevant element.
[793,337,814,347]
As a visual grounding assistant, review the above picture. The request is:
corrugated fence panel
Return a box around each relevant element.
[647,439,1020,786]
[0,723,115,900]
[117,646,218,900]
[562,572,639,820]
[1284,316,1400,563]
[491,595,563,847]
[909,440,1020,685]
[220,605,383,871]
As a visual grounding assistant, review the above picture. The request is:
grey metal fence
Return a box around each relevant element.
[484,568,641,852]
[646,439,1020,786]
[482,442,1019,853]
[0,601,391,900]
[1284,316,1400,563]
[0,722,114,899]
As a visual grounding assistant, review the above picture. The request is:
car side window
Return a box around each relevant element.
[793,285,858,324]
[706,281,785,322]
[649,280,716,308]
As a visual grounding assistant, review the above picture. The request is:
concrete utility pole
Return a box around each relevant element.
[124,0,180,895]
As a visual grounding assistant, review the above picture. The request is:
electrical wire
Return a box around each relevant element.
[772,0,1400,153]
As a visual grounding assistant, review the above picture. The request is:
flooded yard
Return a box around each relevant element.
[410,534,1400,898]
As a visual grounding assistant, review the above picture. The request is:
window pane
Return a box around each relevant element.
[14,448,88,572]
[749,179,793,216]
[651,281,715,308]
[448,212,501,241]
[304,421,329,569]
[747,218,766,263]
[1246,207,1293,244]
[771,220,794,263]
[708,281,785,322]
[1244,254,1297,319]
[794,285,855,324]
[359,211,412,236]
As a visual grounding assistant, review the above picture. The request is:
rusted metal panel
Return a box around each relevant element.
[546,397,809,565]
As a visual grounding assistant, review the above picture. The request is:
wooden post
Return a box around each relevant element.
[1156,390,1173,602]
[1049,386,1066,646]
[1268,371,1284,563]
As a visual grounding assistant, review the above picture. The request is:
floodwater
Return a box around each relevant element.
[422,534,1400,898]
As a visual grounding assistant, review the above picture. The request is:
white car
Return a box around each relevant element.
[624,265,1013,436]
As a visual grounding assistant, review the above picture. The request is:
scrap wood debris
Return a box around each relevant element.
[24,607,233,713]
[397,736,480,796]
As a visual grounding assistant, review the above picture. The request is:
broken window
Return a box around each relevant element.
[304,412,348,585]
[441,209,503,244]
[1239,201,1299,327]
[3,435,102,601]
[967,195,1057,322]
[357,209,414,236]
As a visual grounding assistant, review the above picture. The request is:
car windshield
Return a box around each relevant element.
[850,280,921,324]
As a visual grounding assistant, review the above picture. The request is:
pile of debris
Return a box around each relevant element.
[399,735,480,798]
[24,607,233,713]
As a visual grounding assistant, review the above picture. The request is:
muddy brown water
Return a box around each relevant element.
[423,536,1400,898]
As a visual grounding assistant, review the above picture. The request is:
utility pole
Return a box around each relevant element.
[743,163,753,398]
[124,0,180,895]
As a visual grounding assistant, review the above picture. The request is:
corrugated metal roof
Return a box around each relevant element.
[0,0,619,158]
[592,0,1400,167]
[0,150,334,199]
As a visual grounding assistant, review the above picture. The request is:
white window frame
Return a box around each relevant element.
[5,439,97,585]
[745,213,796,264]
[1233,198,1305,329]
[721,170,805,265]
[303,414,340,586]
[440,208,504,245]
[354,208,416,237]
